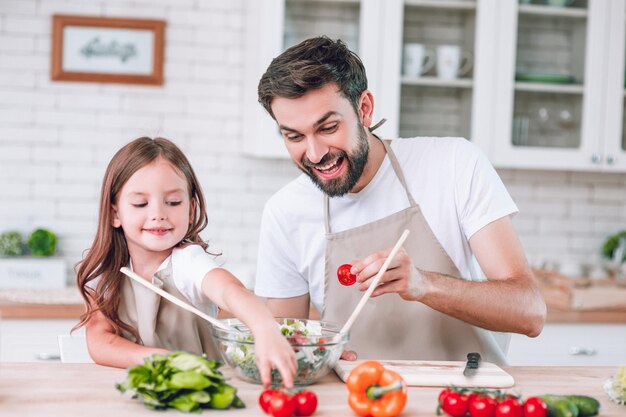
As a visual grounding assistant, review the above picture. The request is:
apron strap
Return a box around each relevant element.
[324,136,419,234]
[380,139,418,206]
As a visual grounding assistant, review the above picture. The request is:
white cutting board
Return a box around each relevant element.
[334,360,515,388]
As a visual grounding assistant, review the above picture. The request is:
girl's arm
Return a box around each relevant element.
[201,268,297,388]
[85,299,168,368]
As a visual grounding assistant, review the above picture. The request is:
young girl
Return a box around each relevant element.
[74,137,296,387]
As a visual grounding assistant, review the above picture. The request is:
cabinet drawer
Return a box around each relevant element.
[0,319,81,362]
[507,324,626,366]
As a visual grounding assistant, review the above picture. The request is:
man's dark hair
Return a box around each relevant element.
[258,36,368,119]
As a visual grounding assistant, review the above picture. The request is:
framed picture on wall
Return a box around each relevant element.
[51,15,165,85]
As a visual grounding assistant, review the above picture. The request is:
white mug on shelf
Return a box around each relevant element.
[402,43,435,78]
[436,45,473,80]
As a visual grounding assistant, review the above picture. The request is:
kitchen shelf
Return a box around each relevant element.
[401,76,473,88]
[514,81,584,94]
[405,0,477,10]
[518,4,588,19]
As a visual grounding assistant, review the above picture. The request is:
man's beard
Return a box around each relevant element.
[299,122,369,197]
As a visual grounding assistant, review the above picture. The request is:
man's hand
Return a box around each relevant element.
[347,216,546,337]
[351,246,427,301]
[340,350,357,361]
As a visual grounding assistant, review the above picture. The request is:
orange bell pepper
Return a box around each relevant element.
[346,360,408,417]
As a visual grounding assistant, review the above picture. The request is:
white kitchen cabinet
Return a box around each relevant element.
[506,323,626,365]
[485,0,626,172]
[244,0,626,172]
[0,319,81,362]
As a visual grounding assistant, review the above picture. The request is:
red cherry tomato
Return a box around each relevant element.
[496,398,522,417]
[438,388,453,404]
[469,395,497,417]
[523,397,547,417]
[269,390,296,417]
[293,390,318,416]
[337,264,356,286]
[441,392,469,417]
[259,389,277,414]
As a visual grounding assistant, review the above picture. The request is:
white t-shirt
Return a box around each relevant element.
[254,137,518,313]
[109,245,222,316]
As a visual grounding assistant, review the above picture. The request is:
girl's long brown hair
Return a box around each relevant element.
[73,137,209,343]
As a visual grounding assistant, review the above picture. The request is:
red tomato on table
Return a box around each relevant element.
[496,398,522,417]
[523,397,547,417]
[294,390,318,416]
[268,390,296,417]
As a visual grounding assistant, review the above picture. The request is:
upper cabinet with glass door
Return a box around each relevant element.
[487,0,626,171]
[398,0,477,140]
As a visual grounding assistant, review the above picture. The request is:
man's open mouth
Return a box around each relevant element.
[312,156,345,179]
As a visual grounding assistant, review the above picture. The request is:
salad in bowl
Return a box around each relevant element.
[211,318,349,385]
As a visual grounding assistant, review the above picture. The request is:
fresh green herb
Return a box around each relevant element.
[116,351,245,412]
[27,228,57,256]
[0,231,23,256]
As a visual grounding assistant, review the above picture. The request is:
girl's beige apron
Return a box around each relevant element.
[118,263,219,359]
[322,139,507,364]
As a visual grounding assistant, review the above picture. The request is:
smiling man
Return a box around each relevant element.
[254,37,546,364]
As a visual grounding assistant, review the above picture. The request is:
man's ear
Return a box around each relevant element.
[111,205,121,228]
[358,90,375,128]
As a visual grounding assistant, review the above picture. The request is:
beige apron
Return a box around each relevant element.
[322,139,507,364]
[118,262,219,359]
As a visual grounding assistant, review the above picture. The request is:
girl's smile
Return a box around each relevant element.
[143,227,173,236]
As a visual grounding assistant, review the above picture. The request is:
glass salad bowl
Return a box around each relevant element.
[211,318,349,385]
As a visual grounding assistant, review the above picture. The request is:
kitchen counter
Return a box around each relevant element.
[0,300,84,319]
[0,363,621,416]
[2,301,626,323]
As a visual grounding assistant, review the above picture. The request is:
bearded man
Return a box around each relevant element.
[254,36,545,364]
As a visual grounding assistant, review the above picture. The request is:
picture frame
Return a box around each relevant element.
[51,15,165,85]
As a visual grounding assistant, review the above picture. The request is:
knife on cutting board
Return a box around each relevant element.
[334,358,514,388]
[463,352,481,377]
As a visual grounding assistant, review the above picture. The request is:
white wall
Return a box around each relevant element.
[1,0,625,289]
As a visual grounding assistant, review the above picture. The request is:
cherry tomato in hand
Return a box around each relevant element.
[469,395,497,417]
[269,390,296,417]
[293,390,318,416]
[337,264,357,286]
[496,398,522,417]
[523,397,547,417]
[441,392,469,417]
[259,389,277,414]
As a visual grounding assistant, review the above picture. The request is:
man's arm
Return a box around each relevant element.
[353,216,546,337]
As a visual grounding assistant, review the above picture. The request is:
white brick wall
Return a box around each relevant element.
[1,0,625,291]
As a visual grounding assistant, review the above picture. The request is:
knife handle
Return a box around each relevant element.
[467,352,481,364]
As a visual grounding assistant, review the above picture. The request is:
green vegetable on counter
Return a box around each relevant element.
[604,366,626,405]
[540,394,600,417]
[116,352,245,413]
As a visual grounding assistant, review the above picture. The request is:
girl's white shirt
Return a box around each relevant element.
[89,244,223,316]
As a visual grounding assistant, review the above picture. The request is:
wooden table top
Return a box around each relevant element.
[0,363,622,417]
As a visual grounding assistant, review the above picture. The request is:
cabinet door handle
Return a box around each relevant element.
[606,155,615,165]
[591,154,602,164]
[569,346,597,356]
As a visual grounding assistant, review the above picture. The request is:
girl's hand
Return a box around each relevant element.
[351,246,427,301]
[253,324,298,388]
